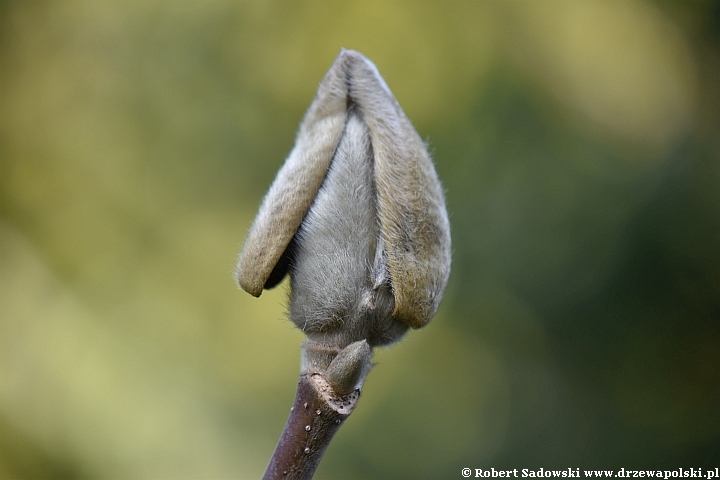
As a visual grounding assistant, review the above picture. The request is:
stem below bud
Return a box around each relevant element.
[262,374,360,480]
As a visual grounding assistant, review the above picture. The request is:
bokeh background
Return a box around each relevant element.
[1,1,719,478]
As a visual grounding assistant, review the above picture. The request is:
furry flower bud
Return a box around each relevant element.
[236,50,451,379]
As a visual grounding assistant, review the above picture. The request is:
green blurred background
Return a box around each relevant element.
[1,1,719,478]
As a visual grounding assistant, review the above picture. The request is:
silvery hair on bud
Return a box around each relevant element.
[236,50,451,380]
[290,111,405,350]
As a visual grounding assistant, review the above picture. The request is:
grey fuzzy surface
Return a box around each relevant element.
[290,113,405,349]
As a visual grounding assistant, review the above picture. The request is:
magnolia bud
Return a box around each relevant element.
[236,49,451,383]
